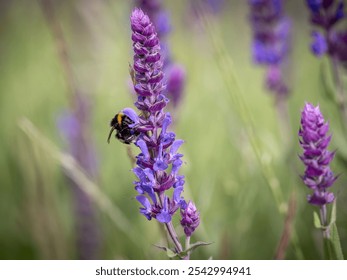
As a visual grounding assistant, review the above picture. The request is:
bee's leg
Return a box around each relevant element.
[107,127,115,143]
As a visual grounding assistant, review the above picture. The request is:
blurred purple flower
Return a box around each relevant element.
[311,31,328,57]
[58,93,100,259]
[306,0,323,13]
[265,65,288,97]
[249,0,291,97]
[166,64,186,107]
[306,0,347,63]
[129,8,199,236]
[299,103,337,206]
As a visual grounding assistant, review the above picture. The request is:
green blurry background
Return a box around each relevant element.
[1,0,347,260]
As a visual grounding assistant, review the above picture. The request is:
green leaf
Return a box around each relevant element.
[330,223,344,260]
[153,245,178,258]
[319,59,336,103]
[313,211,322,229]
[166,248,178,258]
[330,199,337,225]
[322,200,344,260]
[179,241,213,258]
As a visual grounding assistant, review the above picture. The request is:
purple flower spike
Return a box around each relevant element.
[128,8,199,240]
[135,0,187,111]
[306,0,347,62]
[58,93,100,259]
[299,103,337,206]
[180,201,200,237]
[248,0,291,98]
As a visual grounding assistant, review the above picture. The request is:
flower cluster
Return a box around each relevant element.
[135,0,186,108]
[128,8,199,236]
[249,0,291,97]
[299,103,337,206]
[306,0,347,62]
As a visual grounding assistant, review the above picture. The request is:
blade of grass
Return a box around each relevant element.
[18,117,141,246]
[199,12,286,214]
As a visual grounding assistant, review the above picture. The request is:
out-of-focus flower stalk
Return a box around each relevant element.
[40,0,100,259]
[248,0,292,146]
[306,0,347,130]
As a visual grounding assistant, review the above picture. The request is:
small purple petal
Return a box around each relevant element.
[173,186,184,204]
[311,32,327,57]
[136,139,150,159]
[170,140,184,155]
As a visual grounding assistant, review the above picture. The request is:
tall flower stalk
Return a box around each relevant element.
[305,0,347,128]
[40,0,100,259]
[58,93,100,259]
[111,8,200,258]
[299,103,343,259]
[248,0,292,145]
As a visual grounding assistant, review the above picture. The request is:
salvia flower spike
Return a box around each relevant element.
[299,103,337,207]
[127,8,200,255]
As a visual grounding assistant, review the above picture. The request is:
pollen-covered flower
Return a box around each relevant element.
[299,103,337,206]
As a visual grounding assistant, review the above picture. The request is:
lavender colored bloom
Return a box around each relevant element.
[299,103,337,206]
[180,201,200,237]
[306,0,323,13]
[306,0,347,62]
[306,0,344,28]
[265,65,288,96]
[135,0,172,66]
[249,0,291,97]
[166,64,186,107]
[129,8,198,236]
[135,0,186,108]
[58,93,100,259]
[311,31,328,57]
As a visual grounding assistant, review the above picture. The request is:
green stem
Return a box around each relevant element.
[320,204,330,239]
[184,236,191,260]
[330,56,347,134]
[201,15,285,214]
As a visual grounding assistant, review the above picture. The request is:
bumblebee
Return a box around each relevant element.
[107,112,139,144]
